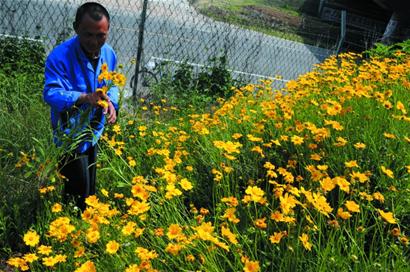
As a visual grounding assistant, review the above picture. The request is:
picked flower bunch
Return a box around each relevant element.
[96,63,126,109]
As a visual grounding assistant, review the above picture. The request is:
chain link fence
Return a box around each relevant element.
[0,0,336,97]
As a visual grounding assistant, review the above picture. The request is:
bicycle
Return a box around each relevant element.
[130,59,156,90]
[129,57,172,91]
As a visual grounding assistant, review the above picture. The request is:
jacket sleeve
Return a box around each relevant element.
[43,55,83,113]
[107,86,119,110]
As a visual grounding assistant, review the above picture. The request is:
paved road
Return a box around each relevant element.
[0,0,334,92]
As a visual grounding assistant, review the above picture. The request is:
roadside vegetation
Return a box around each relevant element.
[191,0,340,49]
[1,36,410,271]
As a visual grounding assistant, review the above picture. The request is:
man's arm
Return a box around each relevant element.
[43,55,83,113]
[43,55,108,111]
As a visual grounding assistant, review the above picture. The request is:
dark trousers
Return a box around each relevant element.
[59,145,97,211]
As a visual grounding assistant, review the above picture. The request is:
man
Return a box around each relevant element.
[43,2,118,210]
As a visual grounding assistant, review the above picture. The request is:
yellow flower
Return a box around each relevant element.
[350,171,369,183]
[51,203,62,213]
[247,134,263,142]
[194,221,215,241]
[131,184,149,200]
[383,132,396,139]
[122,221,137,236]
[244,186,265,203]
[337,208,352,220]
[74,261,96,272]
[74,246,85,258]
[106,240,120,254]
[324,119,344,130]
[291,135,304,145]
[254,217,267,229]
[345,200,360,213]
[23,253,38,263]
[167,224,183,240]
[165,243,184,256]
[325,102,342,116]
[129,159,137,167]
[135,246,158,261]
[222,207,240,224]
[165,183,183,199]
[54,254,67,263]
[354,142,366,149]
[269,231,286,244]
[86,229,100,244]
[377,209,397,224]
[243,260,260,272]
[154,227,164,237]
[334,137,347,147]
[221,225,238,245]
[48,217,75,242]
[186,254,196,262]
[7,257,28,271]
[345,160,358,168]
[221,196,239,207]
[373,192,385,203]
[179,178,193,191]
[310,153,322,161]
[232,133,243,139]
[101,62,108,72]
[400,236,409,247]
[334,176,350,193]
[310,192,333,216]
[96,86,108,95]
[251,146,265,157]
[134,228,145,238]
[320,177,336,192]
[112,124,121,134]
[125,264,140,272]
[381,166,394,178]
[226,141,243,153]
[396,101,407,114]
[37,245,52,255]
[42,256,58,267]
[279,193,298,214]
[299,233,312,251]
[23,230,40,247]
[383,100,393,109]
[114,193,124,199]
[97,99,109,109]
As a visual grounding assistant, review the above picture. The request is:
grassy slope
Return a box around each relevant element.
[192,0,339,48]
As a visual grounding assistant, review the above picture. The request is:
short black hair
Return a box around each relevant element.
[74,2,110,29]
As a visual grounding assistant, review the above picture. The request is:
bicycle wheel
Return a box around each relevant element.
[141,70,158,88]
[129,70,158,89]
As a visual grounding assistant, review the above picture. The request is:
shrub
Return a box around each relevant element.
[149,55,241,109]
[0,36,45,76]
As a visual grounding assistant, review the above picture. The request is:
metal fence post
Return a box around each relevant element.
[336,10,347,55]
[132,0,149,104]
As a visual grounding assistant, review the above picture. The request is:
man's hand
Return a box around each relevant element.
[104,101,117,124]
[77,92,110,107]
[76,92,116,124]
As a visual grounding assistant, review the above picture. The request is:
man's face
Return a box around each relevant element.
[75,13,109,57]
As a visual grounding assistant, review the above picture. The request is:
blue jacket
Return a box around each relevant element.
[43,36,119,153]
